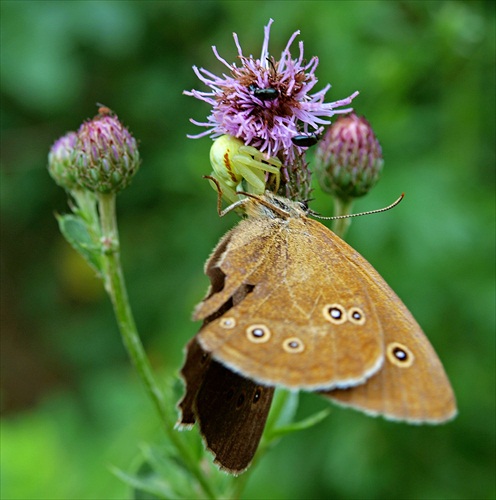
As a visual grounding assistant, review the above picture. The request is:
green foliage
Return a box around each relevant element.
[1,1,494,499]
[56,213,103,276]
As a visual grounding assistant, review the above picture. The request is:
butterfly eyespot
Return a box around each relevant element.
[347,307,366,325]
[253,388,262,403]
[200,352,209,364]
[236,392,246,408]
[220,317,236,329]
[282,337,305,354]
[386,342,415,368]
[323,303,347,324]
[246,324,271,343]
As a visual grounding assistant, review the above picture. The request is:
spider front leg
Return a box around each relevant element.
[209,135,282,202]
[236,145,281,193]
[206,175,243,204]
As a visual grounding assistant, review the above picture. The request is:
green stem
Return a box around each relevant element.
[332,197,354,239]
[98,193,165,419]
[97,193,217,500]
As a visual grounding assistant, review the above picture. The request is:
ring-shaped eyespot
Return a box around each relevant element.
[386,342,415,368]
[347,307,366,325]
[219,317,236,329]
[253,387,263,404]
[323,303,347,324]
[200,350,210,365]
[282,337,305,354]
[246,324,271,343]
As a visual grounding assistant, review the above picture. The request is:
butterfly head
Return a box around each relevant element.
[242,191,309,221]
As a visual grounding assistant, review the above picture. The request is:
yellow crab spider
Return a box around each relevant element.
[209,134,282,203]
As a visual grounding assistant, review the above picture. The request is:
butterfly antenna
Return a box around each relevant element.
[310,194,405,220]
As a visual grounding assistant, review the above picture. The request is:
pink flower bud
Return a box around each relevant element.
[315,114,383,200]
[74,108,140,194]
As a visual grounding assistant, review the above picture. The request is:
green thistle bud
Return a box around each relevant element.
[315,113,383,201]
[74,108,140,194]
[48,131,79,191]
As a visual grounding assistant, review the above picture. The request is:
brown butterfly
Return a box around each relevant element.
[178,187,456,473]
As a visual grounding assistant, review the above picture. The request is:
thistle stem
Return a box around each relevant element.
[97,193,217,500]
[332,197,354,238]
[98,193,165,417]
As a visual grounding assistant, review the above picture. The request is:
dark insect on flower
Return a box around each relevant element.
[185,18,358,164]
[248,84,280,101]
[291,133,320,148]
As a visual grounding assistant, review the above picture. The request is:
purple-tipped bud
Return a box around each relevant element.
[74,108,140,194]
[315,113,383,200]
[48,131,79,191]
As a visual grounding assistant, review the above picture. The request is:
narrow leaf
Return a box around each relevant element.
[56,214,103,275]
[267,408,331,439]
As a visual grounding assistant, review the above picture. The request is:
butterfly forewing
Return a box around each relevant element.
[195,214,386,390]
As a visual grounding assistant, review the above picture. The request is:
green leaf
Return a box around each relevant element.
[264,389,299,435]
[111,465,171,499]
[267,408,331,440]
[56,213,103,275]
[111,441,213,500]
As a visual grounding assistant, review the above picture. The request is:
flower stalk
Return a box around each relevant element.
[49,109,219,499]
[97,192,217,500]
[98,192,166,419]
[48,17,387,500]
[331,196,354,239]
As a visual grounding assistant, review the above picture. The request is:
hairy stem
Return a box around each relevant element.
[97,192,217,500]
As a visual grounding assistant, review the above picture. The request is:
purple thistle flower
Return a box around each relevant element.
[185,19,358,164]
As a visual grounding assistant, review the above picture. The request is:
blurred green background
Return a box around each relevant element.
[1,1,494,498]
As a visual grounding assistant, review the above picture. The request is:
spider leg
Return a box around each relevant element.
[208,174,240,204]
[233,163,266,193]
[237,146,282,174]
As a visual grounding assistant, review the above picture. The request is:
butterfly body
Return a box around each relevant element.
[179,191,456,473]
[192,192,456,421]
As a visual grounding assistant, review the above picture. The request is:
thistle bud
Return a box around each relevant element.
[74,109,140,194]
[48,131,79,191]
[315,113,383,200]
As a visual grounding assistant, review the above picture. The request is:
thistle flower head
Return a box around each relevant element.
[48,131,79,191]
[185,19,358,165]
[314,113,384,200]
[74,107,140,194]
